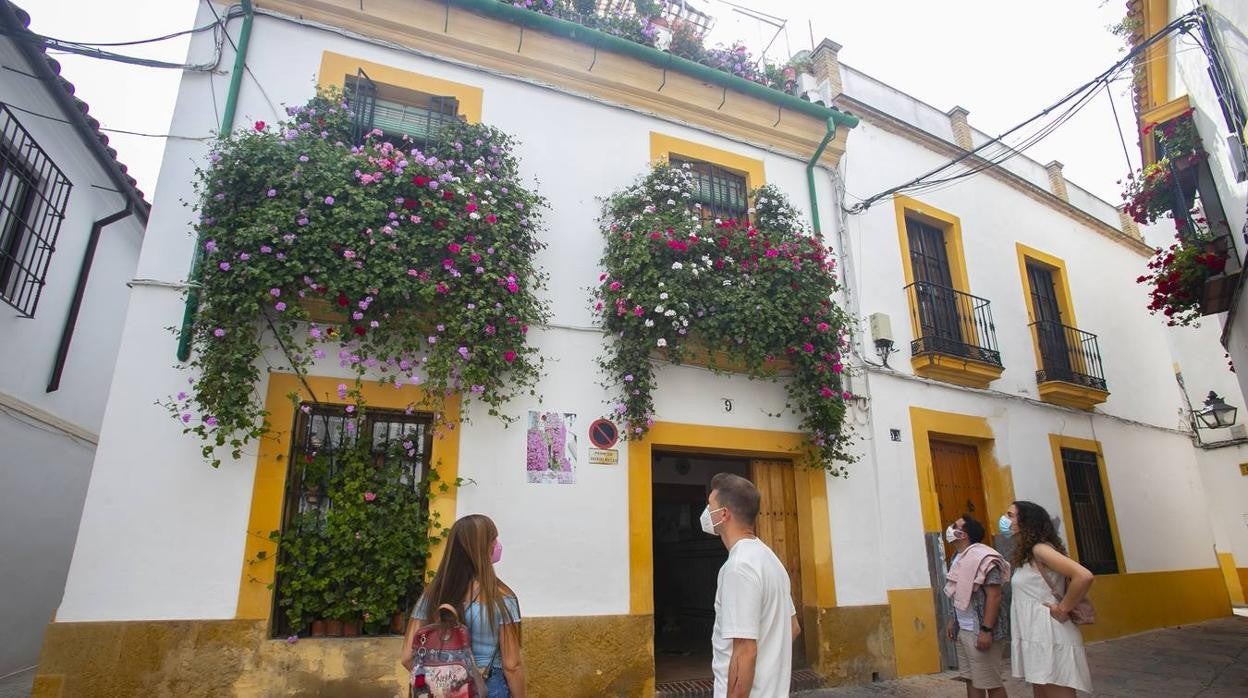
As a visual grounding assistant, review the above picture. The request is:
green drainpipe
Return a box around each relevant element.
[806,118,837,236]
[177,0,254,362]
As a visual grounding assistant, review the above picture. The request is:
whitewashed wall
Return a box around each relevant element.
[58,7,837,622]
[834,102,1222,595]
[0,36,145,674]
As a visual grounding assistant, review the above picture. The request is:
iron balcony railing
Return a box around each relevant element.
[904,282,1002,367]
[1030,321,1108,392]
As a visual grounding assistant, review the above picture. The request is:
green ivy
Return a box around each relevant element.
[266,431,460,635]
[594,164,856,474]
[167,90,549,467]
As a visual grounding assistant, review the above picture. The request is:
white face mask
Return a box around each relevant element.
[700,506,726,535]
[944,524,965,543]
[998,514,1014,537]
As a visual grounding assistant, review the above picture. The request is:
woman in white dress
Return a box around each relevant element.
[1005,500,1094,697]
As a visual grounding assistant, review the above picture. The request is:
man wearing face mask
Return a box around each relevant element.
[702,473,799,698]
[943,514,1011,698]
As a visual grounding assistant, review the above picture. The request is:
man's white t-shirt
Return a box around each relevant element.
[712,536,795,698]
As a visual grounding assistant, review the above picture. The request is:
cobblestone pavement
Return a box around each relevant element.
[800,615,1248,697]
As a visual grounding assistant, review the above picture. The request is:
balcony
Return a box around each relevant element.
[1030,321,1109,409]
[905,282,1004,389]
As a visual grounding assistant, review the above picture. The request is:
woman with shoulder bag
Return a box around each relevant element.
[402,514,526,697]
[1005,500,1094,697]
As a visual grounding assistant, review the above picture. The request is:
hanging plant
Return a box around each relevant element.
[593,163,856,474]
[1137,219,1230,327]
[1121,108,1205,225]
[168,90,548,467]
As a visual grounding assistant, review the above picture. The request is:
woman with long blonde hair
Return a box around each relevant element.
[402,514,525,697]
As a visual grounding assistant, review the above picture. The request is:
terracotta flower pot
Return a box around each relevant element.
[325,619,344,637]
[310,619,326,637]
[343,620,361,637]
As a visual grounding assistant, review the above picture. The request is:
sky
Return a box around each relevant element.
[27,0,1140,205]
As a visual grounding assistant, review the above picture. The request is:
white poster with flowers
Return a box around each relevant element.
[526,411,577,484]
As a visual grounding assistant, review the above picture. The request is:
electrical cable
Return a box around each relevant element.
[846,10,1201,214]
[32,18,222,48]
[3,102,213,140]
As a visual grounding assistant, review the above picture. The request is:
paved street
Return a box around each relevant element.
[0,669,32,698]
[801,615,1248,697]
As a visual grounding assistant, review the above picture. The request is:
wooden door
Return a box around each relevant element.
[749,460,803,629]
[930,440,987,561]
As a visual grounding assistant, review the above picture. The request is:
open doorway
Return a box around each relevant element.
[651,452,807,685]
[652,452,747,683]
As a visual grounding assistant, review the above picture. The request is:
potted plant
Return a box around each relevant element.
[1122,108,1205,225]
[1137,222,1230,326]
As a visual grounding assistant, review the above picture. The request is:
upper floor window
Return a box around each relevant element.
[345,69,464,149]
[670,156,749,224]
[0,103,72,317]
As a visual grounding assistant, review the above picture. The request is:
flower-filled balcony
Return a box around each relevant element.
[594,164,856,474]
[1124,107,1241,325]
[1030,321,1109,410]
[904,281,1004,389]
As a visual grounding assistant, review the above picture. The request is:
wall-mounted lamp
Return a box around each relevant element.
[1194,391,1238,430]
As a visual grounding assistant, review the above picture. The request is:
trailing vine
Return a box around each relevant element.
[170,90,548,466]
[594,163,855,474]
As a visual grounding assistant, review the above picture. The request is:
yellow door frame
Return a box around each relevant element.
[908,406,1014,534]
[235,373,461,622]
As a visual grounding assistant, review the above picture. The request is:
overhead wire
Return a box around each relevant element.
[845,10,1203,214]
[3,102,213,140]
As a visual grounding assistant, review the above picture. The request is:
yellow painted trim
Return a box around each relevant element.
[1015,243,1078,328]
[909,354,1003,390]
[1141,96,1191,165]
[1036,381,1110,410]
[649,132,766,190]
[1079,567,1231,642]
[235,373,461,621]
[893,195,972,297]
[317,50,483,123]
[1217,552,1246,605]
[1048,435,1125,574]
[628,421,833,614]
[1141,0,1171,113]
[908,407,1013,534]
[887,588,941,676]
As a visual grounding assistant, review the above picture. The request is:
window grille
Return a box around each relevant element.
[345,69,462,150]
[272,404,433,636]
[0,103,72,317]
[670,156,748,223]
[1059,447,1119,575]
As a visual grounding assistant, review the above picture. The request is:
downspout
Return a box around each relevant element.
[176,0,254,362]
[47,204,133,392]
[806,118,837,235]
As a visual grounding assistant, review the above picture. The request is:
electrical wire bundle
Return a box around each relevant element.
[845,10,1205,214]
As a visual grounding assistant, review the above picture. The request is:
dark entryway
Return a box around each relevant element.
[651,452,749,683]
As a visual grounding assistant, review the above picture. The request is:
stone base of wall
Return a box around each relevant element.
[31,615,654,698]
[805,603,897,685]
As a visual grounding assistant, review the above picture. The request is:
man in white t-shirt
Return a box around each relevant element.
[702,472,799,698]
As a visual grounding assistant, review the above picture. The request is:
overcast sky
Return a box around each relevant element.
[28,0,1140,205]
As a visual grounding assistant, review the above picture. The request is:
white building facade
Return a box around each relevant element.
[31,1,1240,696]
[0,0,148,680]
